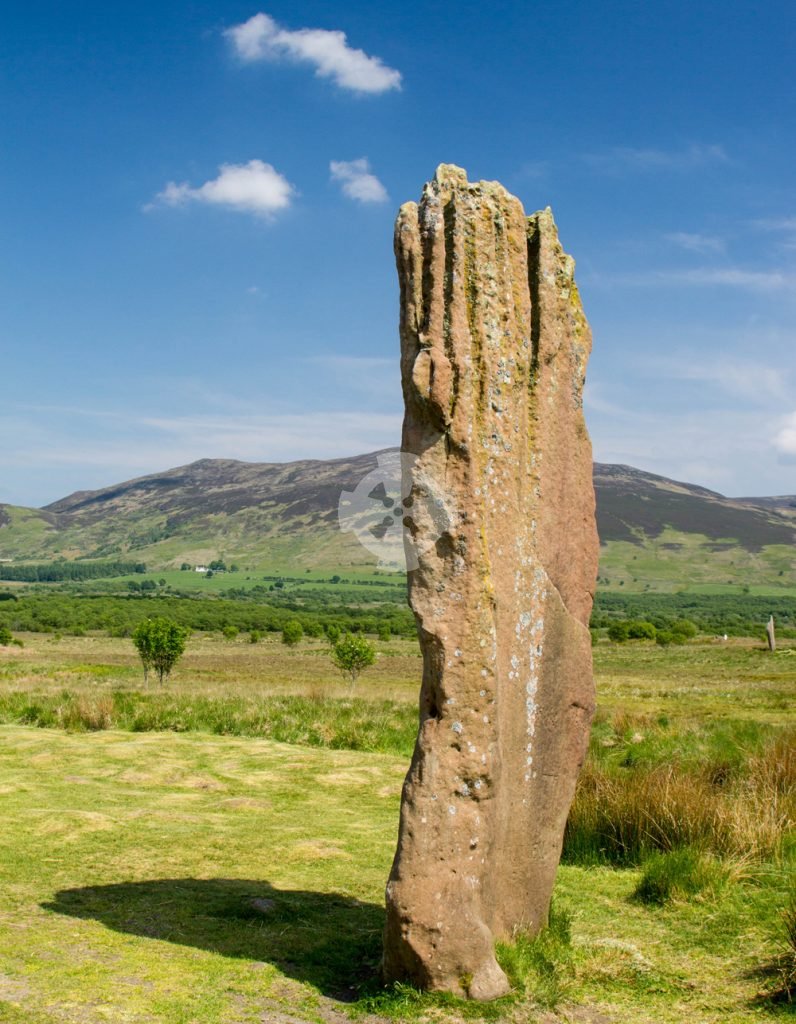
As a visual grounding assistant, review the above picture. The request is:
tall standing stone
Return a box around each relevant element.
[383,166,599,1000]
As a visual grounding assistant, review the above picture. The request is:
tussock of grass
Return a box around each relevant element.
[497,902,575,1008]
[633,847,729,904]
[776,888,796,1001]
[565,714,796,865]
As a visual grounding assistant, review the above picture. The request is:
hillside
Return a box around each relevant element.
[0,453,793,592]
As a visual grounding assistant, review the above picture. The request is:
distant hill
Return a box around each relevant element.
[0,453,793,592]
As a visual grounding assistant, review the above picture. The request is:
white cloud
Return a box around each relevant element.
[330,158,388,203]
[773,412,796,455]
[304,355,398,400]
[0,407,402,505]
[151,160,295,218]
[589,403,788,495]
[752,216,796,250]
[665,268,796,290]
[665,232,725,255]
[584,143,729,173]
[225,12,401,94]
[588,266,796,291]
[752,217,796,232]
[651,357,788,403]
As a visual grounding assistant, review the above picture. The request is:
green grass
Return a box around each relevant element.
[0,634,794,1021]
[0,690,418,754]
[633,848,730,905]
[0,726,793,1023]
[597,530,796,591]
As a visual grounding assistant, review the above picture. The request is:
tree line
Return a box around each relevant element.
[0,592,416,638]
[0,560,146,582]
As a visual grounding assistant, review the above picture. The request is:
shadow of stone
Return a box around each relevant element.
[42,878,384,1000]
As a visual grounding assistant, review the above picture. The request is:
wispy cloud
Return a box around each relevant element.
[773,411,796,455]
[583,381,629,417]
[304,355,398,400]
[662,268,796,290]
[752,216,796,250]
[665,231,726,255]
[0,408,402,502]
[590,404,787,495]
[514,160,551,181]
[651,357,789,403]
[589,267,796,291]
[149,160,295,219]
[225,13,401,94]
[330,158,388,203]
[584,143,729,174]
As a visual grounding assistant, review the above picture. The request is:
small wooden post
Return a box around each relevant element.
[766,614,776,652]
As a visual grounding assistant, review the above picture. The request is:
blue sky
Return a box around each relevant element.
[1,0,794,506]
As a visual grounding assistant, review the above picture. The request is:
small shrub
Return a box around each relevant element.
[607,621,630,643]
[331,633,376,686]
[222,625,239,641]
[0,625,12,645]
[282,620,304,647]
[634,848,728,905]
[627,620,657,640]
[671,618,698,640]
[132,617,189,685]
[249,630,261,644]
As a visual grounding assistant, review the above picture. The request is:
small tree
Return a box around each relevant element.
[0,625,12,646]
[282,620,303,647]
[331,632,376,687]
[132,617,189,686]
[671,619,697,641]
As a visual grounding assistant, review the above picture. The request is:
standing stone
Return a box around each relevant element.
[767,615,776,652]
[383,166,599,1000]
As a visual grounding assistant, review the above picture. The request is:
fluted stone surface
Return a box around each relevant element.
[383,166,599,1000]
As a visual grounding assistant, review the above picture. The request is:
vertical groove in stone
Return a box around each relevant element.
[384,166,598,1001]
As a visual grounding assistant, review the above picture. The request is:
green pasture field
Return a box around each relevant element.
[1,632,793,723]
[0,634,794,1023]
[597,529,796,592]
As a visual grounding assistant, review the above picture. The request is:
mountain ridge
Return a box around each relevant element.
[1,452,793,590]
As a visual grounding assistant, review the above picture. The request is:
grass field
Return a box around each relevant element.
[1,632,793,721]
[0,634,794,1023]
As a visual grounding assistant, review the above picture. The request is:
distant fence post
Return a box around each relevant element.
[766,614,776,652]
